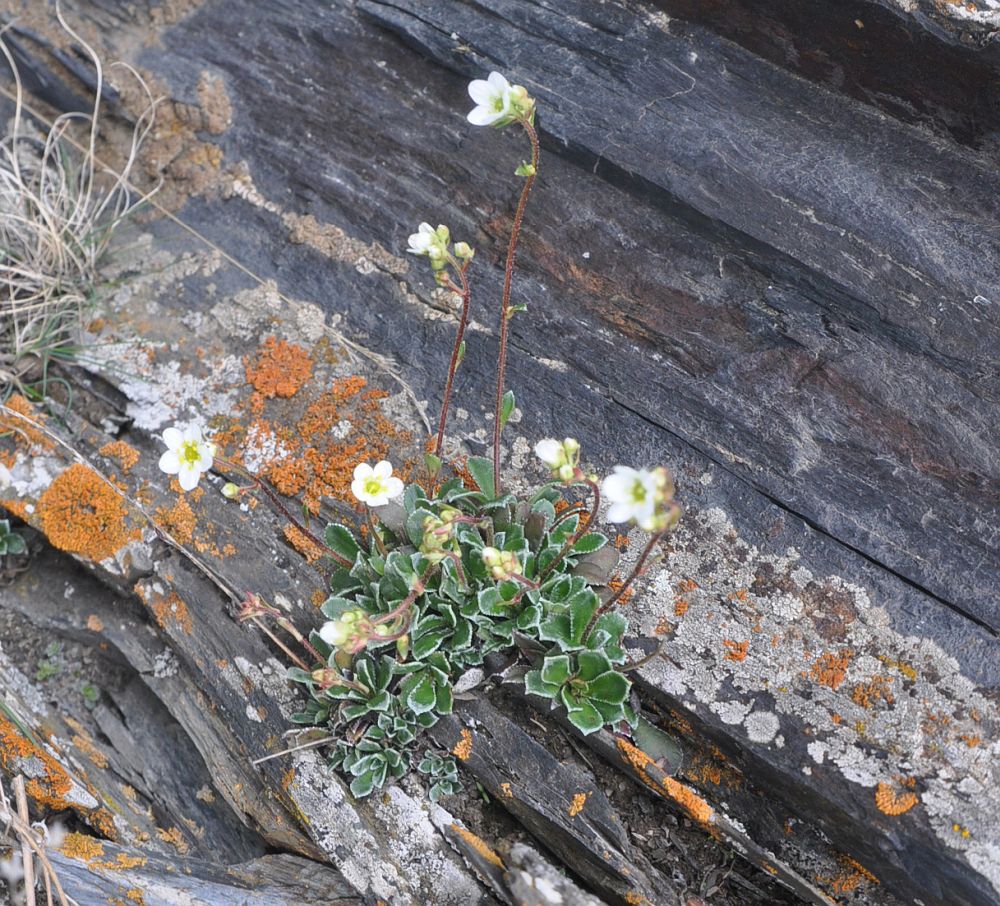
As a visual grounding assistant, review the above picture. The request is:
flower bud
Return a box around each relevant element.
[454,241,474,261]
[396,634,410,660]
[221,482,240,499]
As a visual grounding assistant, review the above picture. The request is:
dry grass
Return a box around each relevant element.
[0,4,158,397]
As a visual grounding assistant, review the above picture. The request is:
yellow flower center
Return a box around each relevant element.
[629,479,647,503]
[364,477,384,496]
[180,440,202,465]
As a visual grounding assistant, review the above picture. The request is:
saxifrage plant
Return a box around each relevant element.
[157,70,681,801]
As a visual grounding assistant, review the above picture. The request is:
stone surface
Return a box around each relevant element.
[1,0,998,904]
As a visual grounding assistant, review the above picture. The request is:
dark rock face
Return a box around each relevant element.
[2,0,998,904]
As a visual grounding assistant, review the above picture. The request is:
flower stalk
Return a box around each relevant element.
[492,116,540,492]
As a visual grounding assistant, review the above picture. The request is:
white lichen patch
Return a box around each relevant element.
[630,506,1000,893]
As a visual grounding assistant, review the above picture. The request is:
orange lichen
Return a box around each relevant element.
[607,576,634,606]
[876,655,918,681]
[810,649,853,690]
[149,592,194,635]
[673,598,689,617]
[1,498,32,521]
[310,588,327,608]
[281,768,295,791]
[155,495,197,545]
[500,782,513,798]
[729,588,749,603]
[125,890,145,905]
[823,854,879,895]
[678,578,699,593]
[244,336,314,399]
[568,792,590,816]
[958,734,982,747]
[156,826,190,854]
[60,832,105,862]
[99,440,140,472]
[283,524,324,563]
[653,616,675,636]
[723,639,749,662]
[851,675,894,709]
[616,738,714,825]
[624,892,649,905]
[450,824,504,868]
[37,464,140,561]
[452,728,473,761]
[86,614,104,632]
[875,781,918,816]
[0,393,53,450]
[1,715,73,812]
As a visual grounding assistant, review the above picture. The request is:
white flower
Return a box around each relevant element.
[351,460,404,507]
[534,438,564,469]
[601,466,661,530]
[467,71,513,126]
[158,425,216,492]
[407,222,437,256]
[534,437,580,483]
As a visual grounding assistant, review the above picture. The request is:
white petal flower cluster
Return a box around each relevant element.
[351,461,404,507]
[534,437,580,483]
[158,425,217,491]
[467,71,534,127]
[601,465,677,532]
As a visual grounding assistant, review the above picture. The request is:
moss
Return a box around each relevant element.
[37,464,140,561]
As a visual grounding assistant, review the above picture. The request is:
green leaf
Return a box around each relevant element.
[325,524,360,561]
[524,669,560,699]
[424,452,442,477]
[4,533,25,555]
[585,671,630,706]
[631,717,684,770]
[540,655,572,686]
[572,533,607,555]
[500,390,515,430]
[456,340,466,367]
[406,674,437,714]
[576,650,614,681]
[466,456,495,498]
[321,596,357,621]
[566,701,605,735]
[350,770,377,798]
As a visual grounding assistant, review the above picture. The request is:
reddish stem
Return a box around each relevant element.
[492,118,540,493]
[216,456,352,568]
[538,477,600,583]
[434,263,472,456]
[599,529,666,615]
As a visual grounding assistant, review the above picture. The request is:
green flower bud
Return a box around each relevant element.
[454,241,475,261]
[221,482,240,499]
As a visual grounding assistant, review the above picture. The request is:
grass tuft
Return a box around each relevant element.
[0,3,158,398]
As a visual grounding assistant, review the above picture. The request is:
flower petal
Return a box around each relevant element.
[385,477,404,498]
[177,466,200,491]
[158,450,181,474]
[606,501,635,524]
[353,463,372,481]
[486,71,510,94]
[162,427,183,450]
[318,622,338,645]
[367,494,390,507]
[601,469,637,502]
[351,477,369,503]
[373,460,393,479]
[467,79,494,105]
[183,425,203,443]
[467,105,502,126]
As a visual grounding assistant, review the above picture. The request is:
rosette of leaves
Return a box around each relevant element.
[289,456,631,798]
[0,519,26,556]
[417,751,462,801]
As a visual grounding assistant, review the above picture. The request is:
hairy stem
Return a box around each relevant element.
[492,118,540,492]
[434,263,471,456]
[600,529,666,614]
[538,477,600,583]
[216,456,352,568]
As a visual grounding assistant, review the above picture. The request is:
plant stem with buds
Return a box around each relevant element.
[435,262,471,456]
[492,117,540,493]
